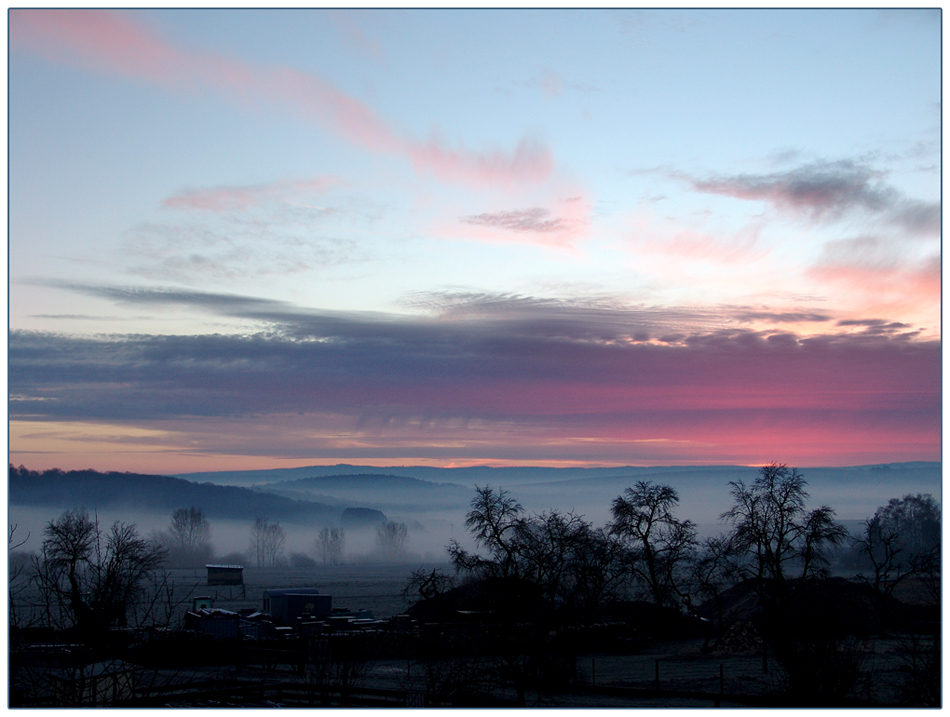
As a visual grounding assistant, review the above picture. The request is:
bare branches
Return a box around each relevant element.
[722,463,845,586]
[249,517,286,567]
[316,527,345,566]
[610,481,697,608]
[32,509,166,635]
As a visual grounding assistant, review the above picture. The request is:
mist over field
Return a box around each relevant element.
[10,462,939,569]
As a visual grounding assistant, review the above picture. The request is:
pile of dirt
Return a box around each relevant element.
[712,620,763,654]
[406,576,545,624]
[701,577,902,638]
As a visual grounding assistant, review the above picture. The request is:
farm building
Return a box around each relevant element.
[184,608,241,640]
[205,564,244,586]
[263,588,332,626]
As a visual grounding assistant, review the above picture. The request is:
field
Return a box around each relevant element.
[166,562,436,620]
[159,564,931,707]
[11,559,936,707]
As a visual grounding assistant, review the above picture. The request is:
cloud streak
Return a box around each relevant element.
[163,177,341,213]
[452,195,592,248]
[9,287,938,468]
[685,159,939,236]
[462,208,565,233]
[10,9,553,189]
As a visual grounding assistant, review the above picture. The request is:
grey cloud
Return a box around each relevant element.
[885,200,940,236]
[9,286,939,427]
[691,159,896,216]
[734,311,832,323]
[812,236,900,270]
[687,158,939,237]
[462,208,564,233]
[835,319,917,337]
[837,319,910,328]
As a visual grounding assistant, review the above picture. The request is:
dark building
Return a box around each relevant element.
[262,588,332,626]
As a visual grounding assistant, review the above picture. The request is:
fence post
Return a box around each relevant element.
[654,659,660,691]
[591,656,595,686]
[714,662,723,707]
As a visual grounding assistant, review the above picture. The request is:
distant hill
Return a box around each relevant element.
[175,463,754,487]
[258,473,472,513]
[8,466,341,526]
[173,462,941,524]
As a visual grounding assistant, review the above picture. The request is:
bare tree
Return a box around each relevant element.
[159,507,213,567]
[448,485,525,579]
[509,509,592,607]
[722,463,848,589]
[250,517,286,568]
[404,566,456,602]
[375,521,409,560]
[686,533,740,633]
[564,524,629,617]
[32,509,166,635]
[315,527,345,566]
[854,493,941,598]
[610,481,697,609]
[442,487,628,619]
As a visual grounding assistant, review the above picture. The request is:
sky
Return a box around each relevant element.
[7,8,942,474]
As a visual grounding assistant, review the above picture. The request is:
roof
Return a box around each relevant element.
[263,587,323,597]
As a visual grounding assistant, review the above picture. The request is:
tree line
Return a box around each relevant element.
[410,463,939,616]
[400,463,939,704]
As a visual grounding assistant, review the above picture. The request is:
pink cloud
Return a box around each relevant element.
[163,177,342,212]
[624,210,766,264]
[807,242,940,329]
[10,9,552,189]
[540,70,563,97]
[444,193,591,249]
[10,9,191,88]
[329,10,385,64]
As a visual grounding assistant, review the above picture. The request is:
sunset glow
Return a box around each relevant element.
[9,9,940,472]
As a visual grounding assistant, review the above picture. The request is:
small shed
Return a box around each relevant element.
[263,588,332,626]
[206,564,244,586]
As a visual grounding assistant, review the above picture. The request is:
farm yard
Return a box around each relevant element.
[164,563,425,623]
[10,556,939,708]
[8,466,940,707]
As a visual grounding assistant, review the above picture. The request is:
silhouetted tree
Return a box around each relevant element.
[404,566,456,601]
[316,527,346,565]
[610,481,697,609]
[447,485,525,579]
[722,463,848,590]
[445,486,627,619]
[250,517,286,567]
[32,509,166,635]
[157,507,213,567]
[854,493,940,598]
[510,509,598,608]
[686,533,741,639]
[375,521,409,559]
[722,464,854,702]
[559,523,628,617]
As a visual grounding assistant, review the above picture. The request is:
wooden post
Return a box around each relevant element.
[591,656,595,686]
[715,662,723,707]
[654,659,660,690]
